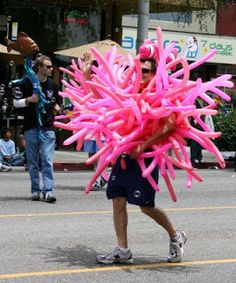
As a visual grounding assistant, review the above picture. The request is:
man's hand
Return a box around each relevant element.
[130,144,145,160]
[130,114,176,159]
[27,94,38,103]
[53,103,62,115]
[81,52,93,80]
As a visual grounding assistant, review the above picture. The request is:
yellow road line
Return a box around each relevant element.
[0,205,236,218]
[0,258,236,279]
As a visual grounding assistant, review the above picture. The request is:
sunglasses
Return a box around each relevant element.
[142,68,153,74]
[44,65,53,69]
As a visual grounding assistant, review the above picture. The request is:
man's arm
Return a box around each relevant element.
[131,113,176,158]
[80,52,101,99]
[13,78,39,108]
[52,80,63,115]
[81,52,93,80]
[13,94,38,108]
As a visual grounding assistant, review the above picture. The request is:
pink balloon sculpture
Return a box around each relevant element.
[55,27,233,201]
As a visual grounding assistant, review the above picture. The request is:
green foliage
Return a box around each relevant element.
[213,110,236,151]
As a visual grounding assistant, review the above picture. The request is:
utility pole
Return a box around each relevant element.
[136,0,150,53]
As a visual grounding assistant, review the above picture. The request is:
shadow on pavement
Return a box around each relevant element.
[55,184,85,191]
[41,244,98,267]
[0,196,30,201]
[41,245,200,274]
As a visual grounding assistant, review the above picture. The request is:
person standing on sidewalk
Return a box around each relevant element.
[13,55,61,202]
[190,99,204,164]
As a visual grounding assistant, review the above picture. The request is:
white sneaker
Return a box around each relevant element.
[168,230,187,263]
[96,247,133,264]
[99,176,107,189]
[31,192,40,201]
[0,164,12,172]
[90,181,101,191]
[91,177,107,191]
[43,192,56,203]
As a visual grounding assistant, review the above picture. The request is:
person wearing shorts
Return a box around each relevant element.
[107,155,158,207]
[96,58,186,265]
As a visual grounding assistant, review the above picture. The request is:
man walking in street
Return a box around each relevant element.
[95,58,186,264]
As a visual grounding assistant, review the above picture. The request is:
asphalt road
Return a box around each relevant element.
[0,168,235,283]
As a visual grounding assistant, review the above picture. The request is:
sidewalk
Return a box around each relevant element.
[53,150,93,171]
[8,148,235,172]
[53,148,235,171]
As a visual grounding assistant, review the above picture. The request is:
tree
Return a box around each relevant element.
[213,111,236,151]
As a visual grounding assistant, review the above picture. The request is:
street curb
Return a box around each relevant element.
[53,162,93,171]
[53,161,235,171]
[191,162,235,169]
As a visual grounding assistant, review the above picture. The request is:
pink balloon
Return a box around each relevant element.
[138,159,160,191]
[163,172,177,202]
[55,26,233,201]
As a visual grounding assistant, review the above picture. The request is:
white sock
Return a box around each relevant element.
[118,247,129,252]
[171,232,179,242]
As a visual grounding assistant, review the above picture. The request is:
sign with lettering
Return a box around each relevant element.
[122,27,236,64]
[64,9,89,25]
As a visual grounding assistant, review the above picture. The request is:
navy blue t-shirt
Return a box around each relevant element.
[15,77,61,132]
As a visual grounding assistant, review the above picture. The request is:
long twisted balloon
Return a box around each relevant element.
[12,57,48,140]
[55,27,233,201]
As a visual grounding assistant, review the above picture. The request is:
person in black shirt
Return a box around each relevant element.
[13,55,61,202]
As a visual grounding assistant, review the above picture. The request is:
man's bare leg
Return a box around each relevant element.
[140,206,187,263]
[96,197,133,264]
[140,206,177,238]
[113,197,128,248]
